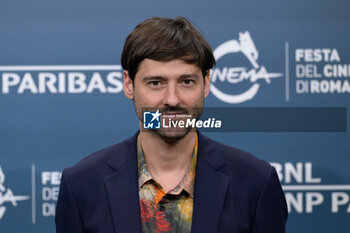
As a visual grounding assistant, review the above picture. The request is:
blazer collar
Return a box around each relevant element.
[104,131,230,233]
[104,132,142,233]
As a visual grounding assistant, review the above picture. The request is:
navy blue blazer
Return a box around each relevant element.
[56,132,287,233]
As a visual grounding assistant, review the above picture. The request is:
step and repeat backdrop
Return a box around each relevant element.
[0,0,349,232]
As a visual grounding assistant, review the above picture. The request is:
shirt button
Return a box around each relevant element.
[159,205,166,212]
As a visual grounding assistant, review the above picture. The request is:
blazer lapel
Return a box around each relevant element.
[104,134,142,233]
[191,133,231,233]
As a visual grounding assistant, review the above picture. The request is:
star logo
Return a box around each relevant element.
[143,109,162,129]
[150,110,161,122]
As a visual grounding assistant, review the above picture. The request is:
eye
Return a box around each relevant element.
[182,79,195,86]
[149,81,161,86]
[147,80,164,89]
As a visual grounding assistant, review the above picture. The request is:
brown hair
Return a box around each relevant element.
[121,16,215,80]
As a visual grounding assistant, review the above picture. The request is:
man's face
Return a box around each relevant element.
[124,58,210,142]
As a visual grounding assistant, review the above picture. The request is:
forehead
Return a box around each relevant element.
[136,59,201,78]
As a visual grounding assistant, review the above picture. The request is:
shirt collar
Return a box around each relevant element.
[137,133,198,197]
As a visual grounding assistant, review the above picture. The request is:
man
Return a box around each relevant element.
[56,17,288,233]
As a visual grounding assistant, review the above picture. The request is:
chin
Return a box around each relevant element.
[155,127,193,143]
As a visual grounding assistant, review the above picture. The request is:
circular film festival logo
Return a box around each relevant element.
[0,165,29,219]
[211,31,284,104]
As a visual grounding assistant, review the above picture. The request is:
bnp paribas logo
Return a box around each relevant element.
[211,31,283,104]
[0,165,29,219]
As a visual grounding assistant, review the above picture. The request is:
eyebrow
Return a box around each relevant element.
[142,73,201,82]
[179,74,201,79]
[142,76,167,82]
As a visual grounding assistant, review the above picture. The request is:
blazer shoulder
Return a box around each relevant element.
[198,133,273,178]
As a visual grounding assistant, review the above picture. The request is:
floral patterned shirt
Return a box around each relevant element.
[137,134,198,233]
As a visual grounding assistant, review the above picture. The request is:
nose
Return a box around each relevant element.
[164,83,180,107]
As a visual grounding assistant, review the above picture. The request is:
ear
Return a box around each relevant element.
[204,70,210,98]
[123,70,134,100]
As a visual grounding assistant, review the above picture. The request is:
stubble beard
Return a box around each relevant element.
[133,96,204,144]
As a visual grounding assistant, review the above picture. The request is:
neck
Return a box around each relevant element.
[139,129,196,175]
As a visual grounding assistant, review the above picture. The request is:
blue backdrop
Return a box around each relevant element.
[1,0,349,232]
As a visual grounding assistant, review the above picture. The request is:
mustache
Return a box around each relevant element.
[159,106,189,115]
